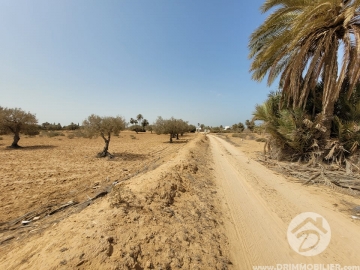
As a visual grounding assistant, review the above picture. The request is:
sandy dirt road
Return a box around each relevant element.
[209,135,360,269]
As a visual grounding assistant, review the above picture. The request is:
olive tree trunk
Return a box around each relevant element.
[98,134,113,158]
[11,132,21,148]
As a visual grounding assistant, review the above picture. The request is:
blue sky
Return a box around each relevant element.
[0,0,273,127]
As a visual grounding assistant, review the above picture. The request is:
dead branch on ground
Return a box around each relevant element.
[257,155,360,196]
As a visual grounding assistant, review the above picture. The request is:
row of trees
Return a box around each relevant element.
[41,122,81,131]
[0,107,196,157]
[153,117,194,143]
[232,123,245,132]
[83,115,194,157]
[230,120,255,132]
[201,120,255,133]
[0,116,81,136]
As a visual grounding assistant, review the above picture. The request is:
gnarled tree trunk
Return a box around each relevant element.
[98,133,113,158]
[11,132,21,148]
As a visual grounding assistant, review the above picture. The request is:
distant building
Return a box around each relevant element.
[224,126,230,130]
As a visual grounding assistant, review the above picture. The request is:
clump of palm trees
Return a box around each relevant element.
[254,87,360,162]
[129,114,149,133]
[250,0,360,163]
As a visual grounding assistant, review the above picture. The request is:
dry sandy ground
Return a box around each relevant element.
[214,133,264,160]
[0,131,188,223]
[1,132,360,269]
[210,134,360,267]
[0,134,231,269]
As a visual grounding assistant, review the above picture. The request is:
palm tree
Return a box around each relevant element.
[129,118,137,125]
[141,119,149,131]
[137,114,143,124]
[249,0,360,141]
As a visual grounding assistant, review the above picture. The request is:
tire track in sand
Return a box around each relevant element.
[209,135,360,268]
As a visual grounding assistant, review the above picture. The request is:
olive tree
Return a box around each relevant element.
[147,124,154,134]
[188,124,196,133]
[164,117,179,143]
[177,119,190,137]
[131,124,142,134]
[0,107,38,147]
[82,114,125,157]
[130,118,149,133]
[154,116,166,135]
[154,116,188,143]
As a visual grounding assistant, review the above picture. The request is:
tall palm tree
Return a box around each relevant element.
[141,119,149,131]
[249,0,360,140]
[137,114,143,124]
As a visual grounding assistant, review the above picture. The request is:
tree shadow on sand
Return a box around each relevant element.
[112,152,148,161]
[4,145,58,150]
[163,140,189,144]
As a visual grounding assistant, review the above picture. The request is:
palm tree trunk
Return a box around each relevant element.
[321,44,339,141]
[321,100,335,140]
